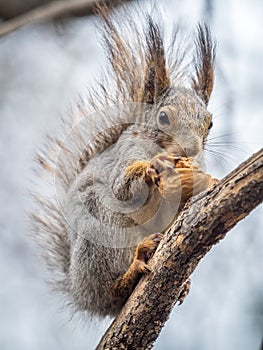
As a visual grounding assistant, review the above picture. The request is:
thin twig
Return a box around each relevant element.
[0,0,133,37]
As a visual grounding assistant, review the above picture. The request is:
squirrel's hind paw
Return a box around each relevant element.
[110,233,162,300]
[134,233,163,270]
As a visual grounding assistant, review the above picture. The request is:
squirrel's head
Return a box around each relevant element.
[140,22,216,158]
[101,10,216,158]
[151,87,213,157]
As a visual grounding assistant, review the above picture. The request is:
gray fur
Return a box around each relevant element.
[32,5,216,318]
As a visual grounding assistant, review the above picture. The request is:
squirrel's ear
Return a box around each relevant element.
[143,16,170,104]
[192,24,216,105]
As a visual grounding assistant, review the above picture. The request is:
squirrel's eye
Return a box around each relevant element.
[159,111,170,126]
[208,121,213,129]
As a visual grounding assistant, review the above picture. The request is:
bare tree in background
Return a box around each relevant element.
[0,0,134,37]
[0,0,51,19]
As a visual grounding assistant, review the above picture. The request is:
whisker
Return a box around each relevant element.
[207,142,248,154]
[204,146,243,170]
[210,102,232,116]
[206,132,238,141]
[205,148,230,161]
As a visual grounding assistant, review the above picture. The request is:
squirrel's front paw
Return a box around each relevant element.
[147,153,179,181]
[125,160,152,182]
[124,154,179,184]
[148,153,212,202]
[134,233,163,273]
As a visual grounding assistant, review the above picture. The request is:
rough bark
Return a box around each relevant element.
[0,0,134,37]
[96,148,263,350]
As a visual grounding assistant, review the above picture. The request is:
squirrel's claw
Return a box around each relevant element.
[146,153,179,185]
[178,279,191,305]
[135,260,152,274]
[134,233,163,274]
[149,153,179,174]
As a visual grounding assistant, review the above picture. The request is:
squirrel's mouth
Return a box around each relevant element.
[165,142,201,159]
[156,132,202,158]
[168,147,187,157]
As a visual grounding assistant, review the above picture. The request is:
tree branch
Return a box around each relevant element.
[97,148,263,350]
[0,0,133,37]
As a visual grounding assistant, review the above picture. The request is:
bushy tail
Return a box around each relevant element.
[30,2,216,308]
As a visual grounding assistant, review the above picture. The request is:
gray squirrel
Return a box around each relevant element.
[32,4,216,318]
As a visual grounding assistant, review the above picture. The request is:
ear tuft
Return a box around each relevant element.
[143,16,170,104]
[192,24,216,105]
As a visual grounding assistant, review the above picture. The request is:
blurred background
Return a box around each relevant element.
[0,0,262,349]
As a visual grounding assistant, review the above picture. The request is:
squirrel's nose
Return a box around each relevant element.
[183,142,202,157]
[166,139,201,158]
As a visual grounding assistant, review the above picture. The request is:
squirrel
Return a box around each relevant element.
[32,4,216,318]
